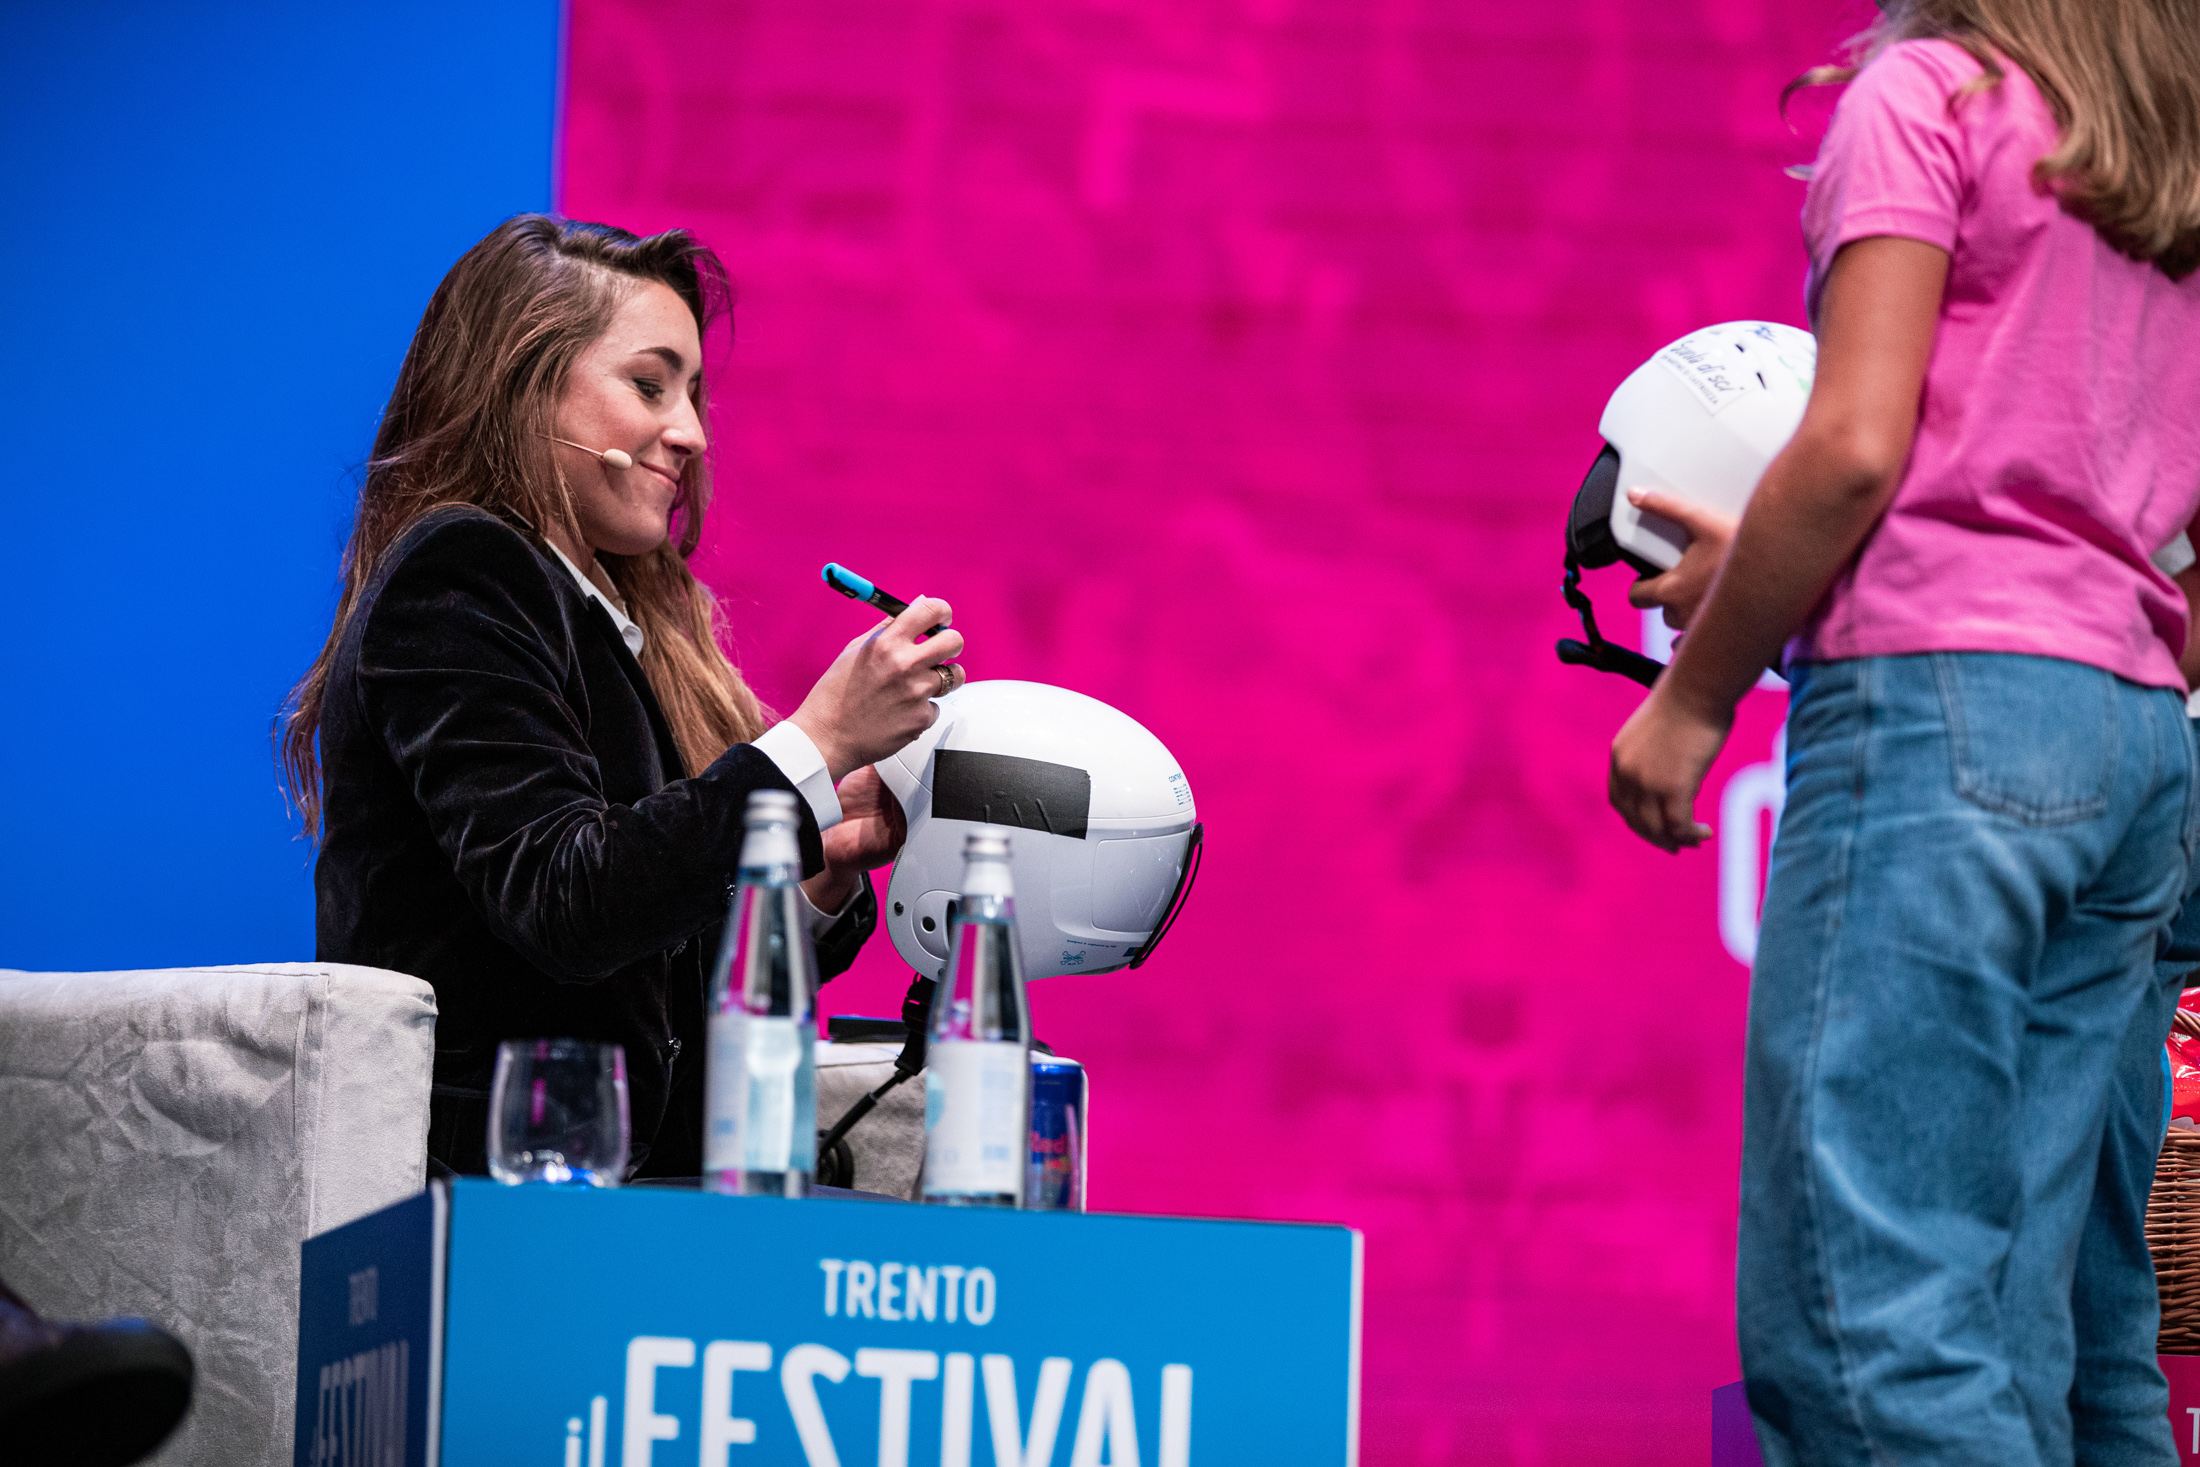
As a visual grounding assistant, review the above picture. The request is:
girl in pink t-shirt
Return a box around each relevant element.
[1608,3,2200,1464]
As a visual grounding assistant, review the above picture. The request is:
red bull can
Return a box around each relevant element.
[1027,1054,1088,1212]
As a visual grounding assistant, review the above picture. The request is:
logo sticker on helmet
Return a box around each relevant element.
[1655,332,1759,415]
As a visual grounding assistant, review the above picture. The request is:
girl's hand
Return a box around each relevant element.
[804,766,906,912]
[788,597,964,782]
[1626,488,1739,630]
[1608,686,1732,852]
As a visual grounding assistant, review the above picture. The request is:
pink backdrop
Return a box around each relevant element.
[563,3,1859,1460]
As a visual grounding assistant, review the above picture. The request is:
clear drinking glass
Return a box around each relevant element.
[487,1039,630,1186]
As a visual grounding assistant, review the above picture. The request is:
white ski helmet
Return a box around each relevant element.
[1594,320,1816,571]
[1557,320,1816,686]
[875,680,1201,982]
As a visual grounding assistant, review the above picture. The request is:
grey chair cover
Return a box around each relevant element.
[0,962,434,1466]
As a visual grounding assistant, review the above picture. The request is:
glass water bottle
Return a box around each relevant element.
[704,789,818,1197]
[922,826,1032,1208]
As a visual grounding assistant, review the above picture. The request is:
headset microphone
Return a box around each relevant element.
[546,436,634,471]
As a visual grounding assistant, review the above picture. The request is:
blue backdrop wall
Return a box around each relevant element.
[0,1,563,969]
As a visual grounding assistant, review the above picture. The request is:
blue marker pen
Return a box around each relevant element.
[821,562,911,620]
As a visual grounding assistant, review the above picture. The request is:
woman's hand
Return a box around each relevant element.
[1625,488,1738,631]
[788,597,964,783]
[1608,686,1732,852]
[803,766,909,912]
[820,765,906,869]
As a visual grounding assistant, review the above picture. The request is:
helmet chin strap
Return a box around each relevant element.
[1555,544,1664,689]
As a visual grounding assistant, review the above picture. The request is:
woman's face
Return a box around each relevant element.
[553,279,707,559]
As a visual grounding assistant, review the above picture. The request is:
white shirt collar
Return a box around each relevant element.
[545,542,646,659]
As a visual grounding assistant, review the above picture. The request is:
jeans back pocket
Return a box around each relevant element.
[1932,653,2115,826]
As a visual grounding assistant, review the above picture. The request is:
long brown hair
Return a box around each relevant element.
[279,214,770,836]
[1796,0,2200,279]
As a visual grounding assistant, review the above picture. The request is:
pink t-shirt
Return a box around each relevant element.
[1792,39,2200,689]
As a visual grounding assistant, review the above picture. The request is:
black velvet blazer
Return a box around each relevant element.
[314,504,874,1177]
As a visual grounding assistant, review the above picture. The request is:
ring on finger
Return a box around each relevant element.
[933,663,961,693]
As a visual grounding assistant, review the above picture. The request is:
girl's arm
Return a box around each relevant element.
[1607,235,1949,851]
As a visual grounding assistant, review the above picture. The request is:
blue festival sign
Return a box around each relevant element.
[296,1180,1361,1465]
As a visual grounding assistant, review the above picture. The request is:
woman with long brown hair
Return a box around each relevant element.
[283,215,964,1179]
[1605,0,2200,1462]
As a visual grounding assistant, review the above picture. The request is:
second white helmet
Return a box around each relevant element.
[1556,320,1817,686]
[1595,319,1817,571]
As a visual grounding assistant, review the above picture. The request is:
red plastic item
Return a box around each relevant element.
[2169,989,2200,1126]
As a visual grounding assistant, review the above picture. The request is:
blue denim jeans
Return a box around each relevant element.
[1742,653,2196,1467]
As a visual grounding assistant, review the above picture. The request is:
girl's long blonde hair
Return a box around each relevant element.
[1801,0,2200,279]
[279,215,770,837]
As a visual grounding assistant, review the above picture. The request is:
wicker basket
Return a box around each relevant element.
[2152,1127,2200,1353]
